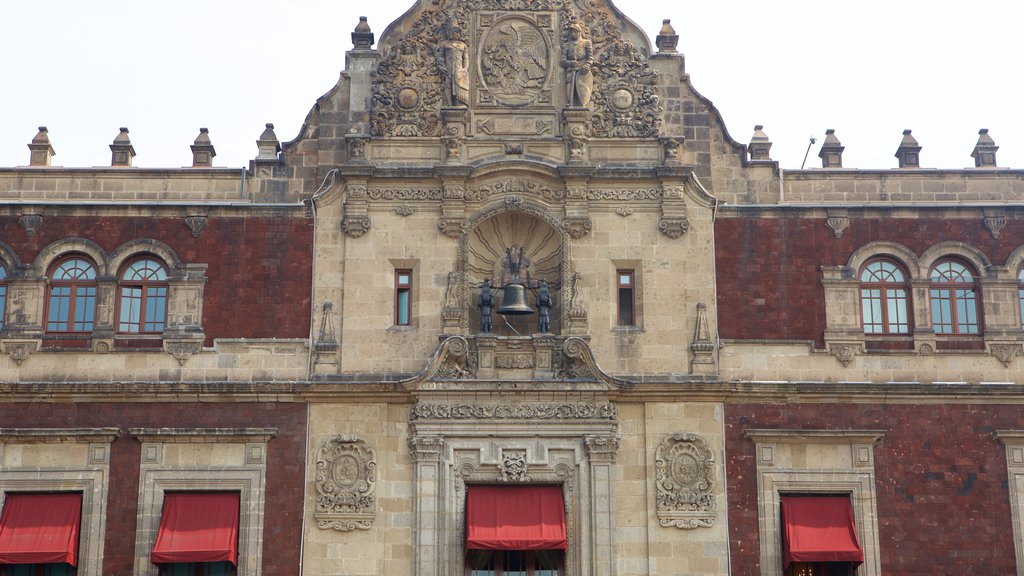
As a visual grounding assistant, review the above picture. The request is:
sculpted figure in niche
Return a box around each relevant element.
[561,22,594,107]
[536,280,552,333]
[479,279,494,333]
[439,18,471,106]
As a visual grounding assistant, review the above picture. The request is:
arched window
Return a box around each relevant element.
[859,259,910,334]
[47,256,98,332]
[1018,268,1024,327]
[929,259,980,335]
[0,264,7,331]
[118,257,169,333]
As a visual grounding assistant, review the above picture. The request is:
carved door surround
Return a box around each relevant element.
[408,399,619,576]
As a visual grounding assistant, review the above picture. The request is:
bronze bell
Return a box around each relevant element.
[496,282,534,315]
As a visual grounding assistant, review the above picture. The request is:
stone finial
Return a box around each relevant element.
[655,19,679,54]
[352,16,374,50]
[971,128,998,168]
[748,124,772,161]
[27,126,55,166]
[818,129,844,168]
[109,127,136,167]
[894,129,921,168]
[190,128,216,167]
[256,123,281,161]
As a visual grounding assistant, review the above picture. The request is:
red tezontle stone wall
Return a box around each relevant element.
[0,402,306,575]
[0,215,313,345]
[725,403,1019,575]
[715,217,1024,347]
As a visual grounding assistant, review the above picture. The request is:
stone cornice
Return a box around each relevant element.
[0,427,121,443]
[130,427,278,443]
[743,429,886,444]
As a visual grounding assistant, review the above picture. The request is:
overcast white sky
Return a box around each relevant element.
[3,1,1021,171]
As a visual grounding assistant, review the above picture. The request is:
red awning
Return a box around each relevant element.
[0,492,82,566]
[781,496,865,568]
[466,485,567,550]
[151,492,239,565]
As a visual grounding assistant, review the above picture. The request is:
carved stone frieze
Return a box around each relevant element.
[465,179,563,202]
[991,343,1023,367]
[341,216,372,238]
[367,187,443,201]
[586,188,662,201]
[655,433,716,529]
[315,435,377,532]
[500,451,528,482]
[471,0,564,10]
[411,402,617,421]
[495,353,534,369]
[658,218,689,239]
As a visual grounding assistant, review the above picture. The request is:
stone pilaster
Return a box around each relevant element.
[563,108,590,164]
[409,435,446,576]
[656,166,691,239]
[584,434,620,576]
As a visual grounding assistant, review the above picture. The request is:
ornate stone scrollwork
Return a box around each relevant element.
[341,216,372,238]
[500,451,528,482]
[164,340,202,366]
[829,343,861,367]
[658,217,689,239]
[439,217,467,239]
[411,402,617,421]
[2,340,38,366]
[655,433,716,529]
[584,434,620,463]
[315,435,377,532]
[826,216,850,239]
[561,217,592,239]
[184,215,208,238]
[991,343,1023,367]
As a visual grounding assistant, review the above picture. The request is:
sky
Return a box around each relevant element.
[2,0,1022,172]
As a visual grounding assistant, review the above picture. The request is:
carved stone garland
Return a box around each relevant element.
[655,433,716,529]
[314,435,377,531]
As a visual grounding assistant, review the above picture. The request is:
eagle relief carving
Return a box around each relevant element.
[480,17,551,106]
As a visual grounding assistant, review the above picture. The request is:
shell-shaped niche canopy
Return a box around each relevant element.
[466,211,565,335]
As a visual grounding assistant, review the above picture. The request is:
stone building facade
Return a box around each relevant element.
[0,1,1022,575]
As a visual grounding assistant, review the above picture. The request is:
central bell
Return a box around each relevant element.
[496,282,534,316]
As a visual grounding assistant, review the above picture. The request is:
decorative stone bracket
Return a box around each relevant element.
[655,433,716,529]
[828,342,862,367]
[658,184,689,239]
[991,343,1023,367]
[2,340,39,366]
[314,434,377,532]
[163,339,202,366]
[342,181,372,238]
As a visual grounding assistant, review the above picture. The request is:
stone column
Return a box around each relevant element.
[409,436,446,576]
[584,434,620,576]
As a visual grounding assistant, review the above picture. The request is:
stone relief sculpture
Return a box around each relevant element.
[561,22,594,107]
[314,435,377,531]
[439,18,471,106]
[481,18,550,106]
[655,433,716,529]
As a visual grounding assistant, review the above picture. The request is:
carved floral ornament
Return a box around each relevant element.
[655,433,716,529]
[314,435,377,532]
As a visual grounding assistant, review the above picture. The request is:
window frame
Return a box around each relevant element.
[0,263,7,332]
[395,269,412,326]
[45,256,98,334]
[116,256,169,335]
[858,258,911,335]
[928,258,981,335]
[1018,268,1024,327]
[615,270,635,327]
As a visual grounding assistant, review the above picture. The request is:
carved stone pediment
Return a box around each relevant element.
[314,435,377,532]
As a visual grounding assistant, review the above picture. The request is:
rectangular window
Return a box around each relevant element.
[617,270,635,326]
[72,287,95,332]
[395,270,412,326]
[47,287,71,331]
[930,288,953,333]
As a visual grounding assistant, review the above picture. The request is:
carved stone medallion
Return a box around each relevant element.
[314,435,377,531]
[655,433,716,529]
[479,17,551,106]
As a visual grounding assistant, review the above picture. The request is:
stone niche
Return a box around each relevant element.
[408,399,620,576]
